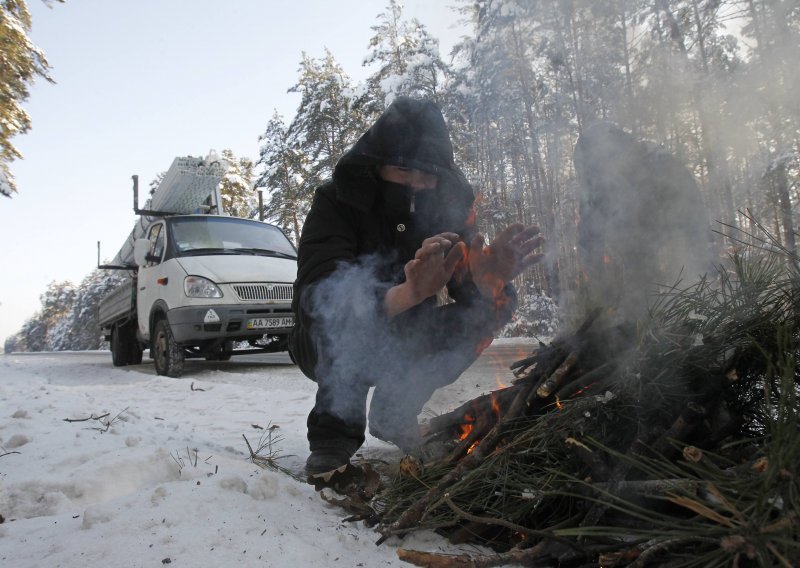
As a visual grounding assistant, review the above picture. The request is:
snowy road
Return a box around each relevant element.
[6,341,536,415]
[0,340,537,567]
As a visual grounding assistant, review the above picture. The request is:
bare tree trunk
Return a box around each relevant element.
[775,164,796,254]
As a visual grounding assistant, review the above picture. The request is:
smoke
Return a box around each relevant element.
[573,122,716,322]
[306,255,393,426]
[306,252,500,443]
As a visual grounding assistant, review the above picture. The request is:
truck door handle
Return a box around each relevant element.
[139,286,146,291]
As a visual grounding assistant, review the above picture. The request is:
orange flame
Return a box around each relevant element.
[459,419,479,454]
[459,412,475,441]
[455,387,508,455]
[491,392,502,416]
[465,191,482,228]
[555,396,564,411]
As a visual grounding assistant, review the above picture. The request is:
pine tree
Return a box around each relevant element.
[448,0,560,295]
[732,0,800,251]
[255,112,309,243]
[255,51,367,243]
[0,0,61,197]
[363,0,452,109]
[56,269,129,351]
[6,279,76,351]
[219,149,256,218]
[287,50,366,185]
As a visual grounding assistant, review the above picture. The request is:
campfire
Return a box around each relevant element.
[310,230,800,568]
[294,128,800,566]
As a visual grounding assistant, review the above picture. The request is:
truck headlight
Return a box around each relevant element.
[184,276,223,298]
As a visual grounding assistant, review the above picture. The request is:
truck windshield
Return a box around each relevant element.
[171,217,297,258]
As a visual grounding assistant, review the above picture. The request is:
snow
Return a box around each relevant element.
[0,343,537,567]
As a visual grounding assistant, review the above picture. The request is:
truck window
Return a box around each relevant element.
[147,223,165,266]
[171,217,296,257]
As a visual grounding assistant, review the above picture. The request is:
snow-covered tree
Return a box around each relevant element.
[256,51,367,242]
[288,50,365,183]
[219,149,256,218]
[362,0,452,109]
[0,0,62,197]
[5,279,75,351]
[56,269,130,351]
[255,112,309,243]
[5,270,131,352]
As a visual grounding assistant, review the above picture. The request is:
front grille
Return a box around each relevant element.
[233,283,293,302]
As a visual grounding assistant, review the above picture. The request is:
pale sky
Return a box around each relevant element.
[0,0,468,345]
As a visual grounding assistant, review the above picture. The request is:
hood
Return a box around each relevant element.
[332,97,474,228]
[176,255,297,284]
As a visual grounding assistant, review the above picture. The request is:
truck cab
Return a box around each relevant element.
[128,214,297,376]
[98,154,298,377]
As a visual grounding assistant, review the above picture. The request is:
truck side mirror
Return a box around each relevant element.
[133,238,152,266]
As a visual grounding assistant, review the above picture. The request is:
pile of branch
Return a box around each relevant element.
[371,248,800,567]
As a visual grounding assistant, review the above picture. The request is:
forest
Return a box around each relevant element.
[5,0,798,352]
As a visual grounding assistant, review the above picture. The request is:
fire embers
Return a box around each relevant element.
[417,385,514,467]
[410,311,620,473]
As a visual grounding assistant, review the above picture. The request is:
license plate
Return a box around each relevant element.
[246,316,294,330]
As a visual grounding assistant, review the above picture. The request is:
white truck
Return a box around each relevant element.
[98,154,297,377]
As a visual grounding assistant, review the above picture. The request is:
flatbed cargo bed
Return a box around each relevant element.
[98,278,134,331]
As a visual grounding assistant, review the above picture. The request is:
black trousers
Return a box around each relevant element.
[292,294,512,454]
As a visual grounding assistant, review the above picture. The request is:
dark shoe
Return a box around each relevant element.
[305,447,353,476]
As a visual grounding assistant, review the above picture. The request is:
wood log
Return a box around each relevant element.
[381,313,606,542]
[553,363,616,400]
[510,309,600,380]
[534,350,580,398]
[566,437,611,481]
[426,386,519,435]
[443,423,484,465]
[397,543,548,568]
[383,377,542,539]
[578,426,664,531]
[651,402,707,458]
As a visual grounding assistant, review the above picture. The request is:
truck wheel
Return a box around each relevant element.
[128,339,144,365]
[122,322,143,365]
[111,324,130,367]
[153,319,184,377]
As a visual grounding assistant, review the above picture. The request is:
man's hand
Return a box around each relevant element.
[469,224,544,301]
[384,233,465,317]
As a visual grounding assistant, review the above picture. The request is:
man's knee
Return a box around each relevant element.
[289,325,319,381]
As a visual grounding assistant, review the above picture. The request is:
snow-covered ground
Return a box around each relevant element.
[0,341,536,567]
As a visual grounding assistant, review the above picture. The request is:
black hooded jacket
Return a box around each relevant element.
[289,98,509,380]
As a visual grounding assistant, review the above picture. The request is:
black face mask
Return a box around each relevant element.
[378,179,448,241]
[378,180,415,217]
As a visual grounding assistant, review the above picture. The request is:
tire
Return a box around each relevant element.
[122,322,143,365]
[110,325,129,367]
[153,318,184,377]
[128,339,144,365]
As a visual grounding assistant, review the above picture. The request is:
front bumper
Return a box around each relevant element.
[166,304,293,344]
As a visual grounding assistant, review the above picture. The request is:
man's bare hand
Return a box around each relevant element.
[469,224,544,301]
[405,233,465,303]
[384,233,465,317]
